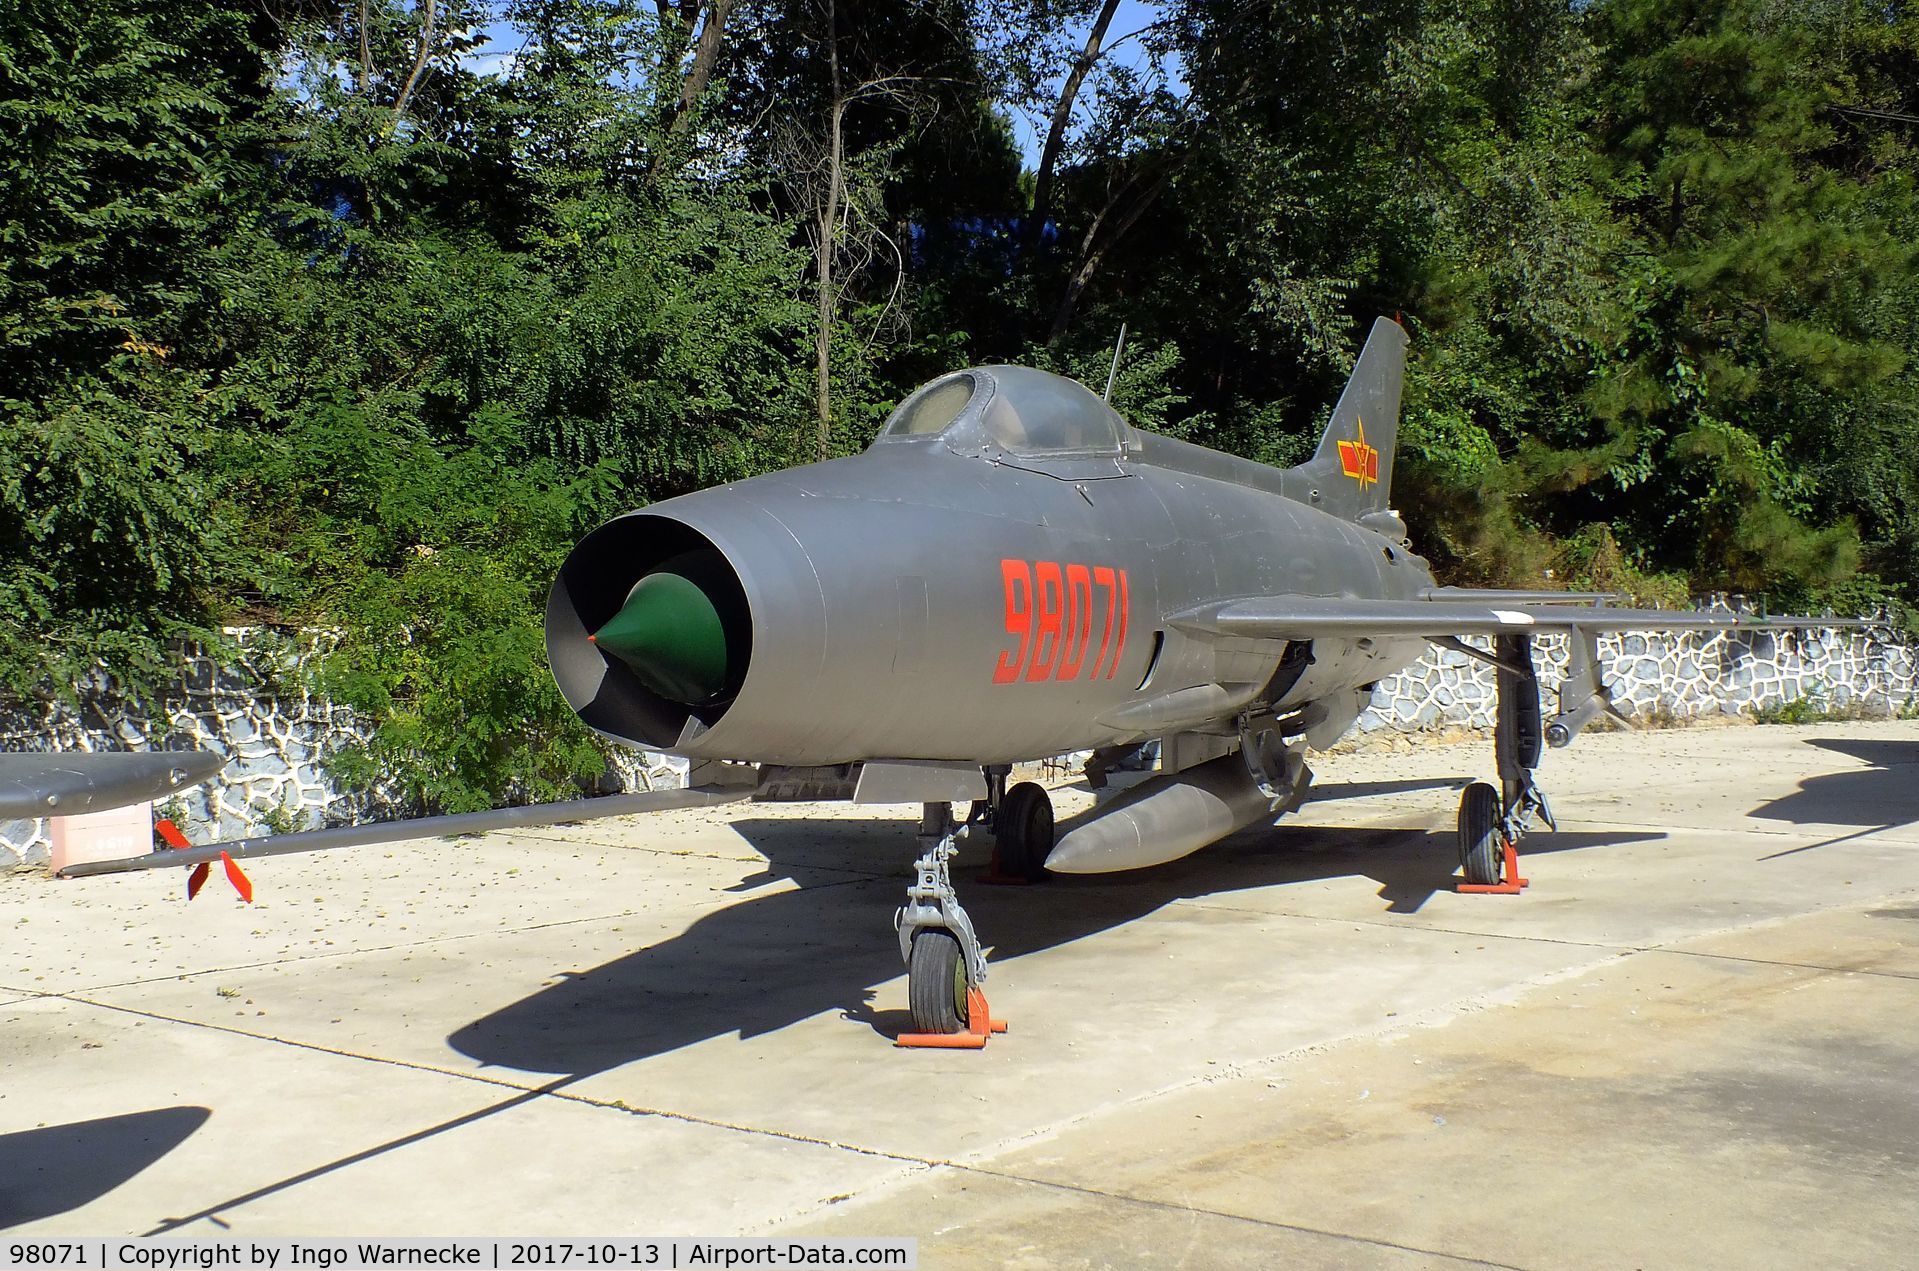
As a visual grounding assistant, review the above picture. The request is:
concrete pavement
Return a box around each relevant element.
[3,722,1916,1266]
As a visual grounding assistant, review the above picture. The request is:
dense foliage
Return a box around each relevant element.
[3,0,1915,807]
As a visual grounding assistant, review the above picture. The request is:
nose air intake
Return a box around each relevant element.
[548,517,754,749]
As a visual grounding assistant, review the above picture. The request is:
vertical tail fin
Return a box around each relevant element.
[1287,316,1408,522]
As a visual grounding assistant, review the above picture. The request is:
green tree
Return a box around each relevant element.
[0,0,275,694]
[1560,0,1913,595]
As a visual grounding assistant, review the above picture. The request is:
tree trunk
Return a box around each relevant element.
[814,0,842,462]
[356,0,372,96]
[1047,163,1173,346]
[658,0,735,144]
[1023,0,1123,265]
[390,0,437,123]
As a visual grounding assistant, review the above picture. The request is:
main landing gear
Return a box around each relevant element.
[1458,632,1555,891]
[894,769,1052,1043]
[987,768,1054,884]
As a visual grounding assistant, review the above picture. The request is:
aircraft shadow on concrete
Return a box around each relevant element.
[448,790,1658,1076]
[1750,736,1919,859]
[0,1106,209,1229]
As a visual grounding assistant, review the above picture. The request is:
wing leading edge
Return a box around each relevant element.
[1173,595,1865,643]
[57,786,752,879]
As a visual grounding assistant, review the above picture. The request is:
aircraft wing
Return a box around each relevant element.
[57,786,752,879]
[0,750,224,819]
[1173,596,1865,642]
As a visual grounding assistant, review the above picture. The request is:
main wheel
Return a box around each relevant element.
[995,781,1055,882]
[1458,781,1503,886]
[908,929,968,1034]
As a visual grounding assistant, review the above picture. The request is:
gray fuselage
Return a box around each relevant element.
[547,366,1434,767]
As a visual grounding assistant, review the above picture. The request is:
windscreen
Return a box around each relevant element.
[882,374,977,437]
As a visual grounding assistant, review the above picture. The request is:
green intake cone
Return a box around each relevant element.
[591,570,729,703]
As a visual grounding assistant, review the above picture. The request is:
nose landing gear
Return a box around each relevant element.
[895,801,987,1030]
[895,772,1053,1044]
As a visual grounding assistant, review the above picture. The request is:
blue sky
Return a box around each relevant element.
[456,0,1179,170]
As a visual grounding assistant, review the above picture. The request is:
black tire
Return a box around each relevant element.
[1458,781,1503,886]
[908,929,969,1034]
[995,781,1055,882]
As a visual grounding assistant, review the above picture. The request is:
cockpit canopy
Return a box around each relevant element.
[878,365,1131,459]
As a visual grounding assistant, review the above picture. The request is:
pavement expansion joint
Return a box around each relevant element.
[143,1090,943,1240]
[896,1163,1532,1271]
[35,911,652,997]
[910,954,1632,1191]
[42,881,882,997]
[1637,946,1919,983]
[1628,886,1919,955]
[1186,901,1637,952]
[1755,823,1915,858]
[55,990,947,1169]
[1564,814,1911,845]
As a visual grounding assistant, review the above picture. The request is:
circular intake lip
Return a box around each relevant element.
[547,514,754,749]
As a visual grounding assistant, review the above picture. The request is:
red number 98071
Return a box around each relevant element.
[992,558,1128,684]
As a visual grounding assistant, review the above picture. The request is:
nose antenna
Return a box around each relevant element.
[1103,322,1128,403]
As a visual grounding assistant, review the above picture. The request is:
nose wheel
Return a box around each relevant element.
[906,928,969,1034]
[895,800,1010,1046]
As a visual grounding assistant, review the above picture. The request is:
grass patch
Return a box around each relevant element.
[1750,696,1891,725]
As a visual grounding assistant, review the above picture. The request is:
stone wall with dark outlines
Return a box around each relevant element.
[1354,624,1914,737]
[1,629,686,866]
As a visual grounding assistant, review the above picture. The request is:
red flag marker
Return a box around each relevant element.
[221,852,254,903]
[160,818,253,902]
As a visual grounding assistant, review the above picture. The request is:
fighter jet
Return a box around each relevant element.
[53,317,1856,1038]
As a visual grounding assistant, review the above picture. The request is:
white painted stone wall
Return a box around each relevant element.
[1354,621,1914,736]
[1,628,685,867]
[5,620,1911,867]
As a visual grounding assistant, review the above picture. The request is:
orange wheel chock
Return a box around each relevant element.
[895,987,1008,1049]
[978,844,1038,886]
[1457,837,1530,895]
